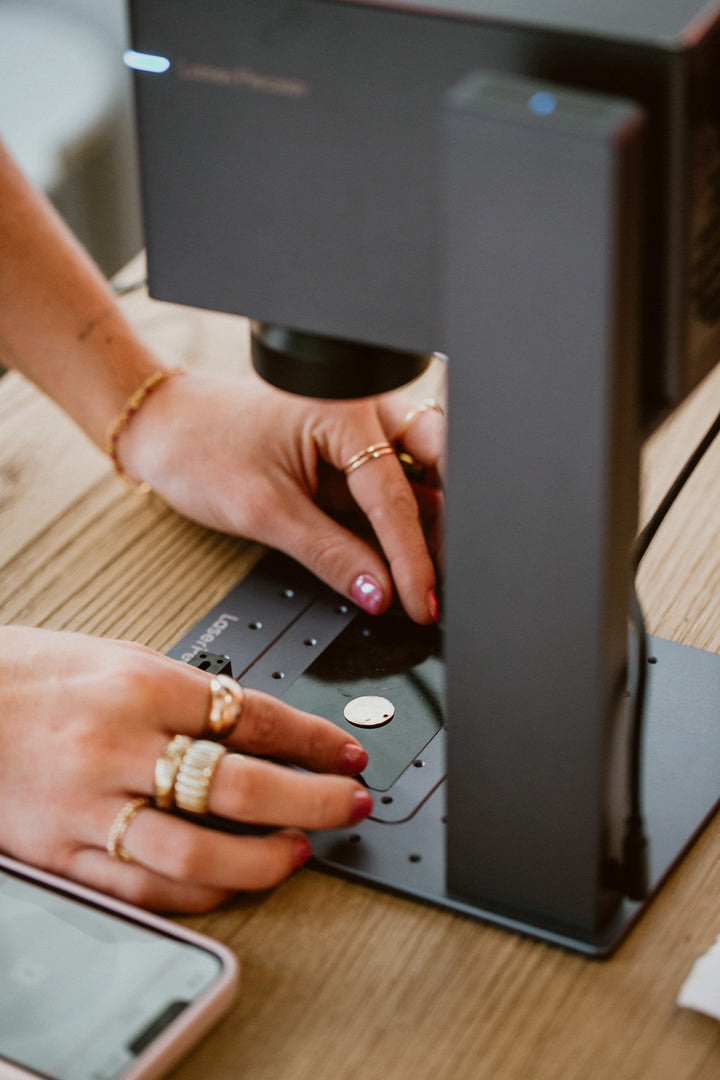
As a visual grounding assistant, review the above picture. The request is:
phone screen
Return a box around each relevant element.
[0,867,224,1080]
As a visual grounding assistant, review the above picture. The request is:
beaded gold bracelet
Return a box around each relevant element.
[105,367,185,494]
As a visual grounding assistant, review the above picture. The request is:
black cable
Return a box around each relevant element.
[621,405,720,901]
[632,409,720,573]
[622,582,649,900]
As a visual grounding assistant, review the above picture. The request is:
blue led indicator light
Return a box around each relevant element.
[123,50,171,74]
[528,91,557,116]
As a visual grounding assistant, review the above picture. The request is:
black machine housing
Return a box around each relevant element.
[129,1,720,953]
[129,0,720,418]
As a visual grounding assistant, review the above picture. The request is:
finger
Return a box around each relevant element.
[344,452,438,624]
[378,396,447,486]
[317,402,439,623]
[105,805,317,893]
[101,642,216,736]
[310,407,438,623]
[141,667,369,777]
[260,491,397,617]
[218,689,369,775]
[412,483,445,568]
[68,846,233,913]
[118,648,369,777]
[102,746,371,851]
[205,753,372,829]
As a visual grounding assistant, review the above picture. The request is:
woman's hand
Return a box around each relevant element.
[0,626,372,913]
[0,138,444,620]
[118,371,445,625]
[0,137,444,621]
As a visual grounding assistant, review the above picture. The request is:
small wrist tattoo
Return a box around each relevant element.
[77,306,113,343]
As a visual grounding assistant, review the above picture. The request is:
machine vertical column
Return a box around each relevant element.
[441,73,644,939]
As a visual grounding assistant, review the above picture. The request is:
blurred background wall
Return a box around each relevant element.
[0,0,143,277]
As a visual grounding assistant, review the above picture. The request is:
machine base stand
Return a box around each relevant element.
[310,634,720,956]
[170,553,720,956]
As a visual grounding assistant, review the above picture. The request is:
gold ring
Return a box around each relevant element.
[173,739,227,815]
[154,734,193,809]
[205,674,245,739]
[107,797,150,863]
[342,442,395,476]
[393,399,444,445]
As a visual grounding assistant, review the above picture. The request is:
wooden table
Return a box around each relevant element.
[2,258,720,1080]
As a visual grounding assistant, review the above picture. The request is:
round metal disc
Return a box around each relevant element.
[343,695,395,728]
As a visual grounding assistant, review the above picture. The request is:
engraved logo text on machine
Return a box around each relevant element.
[177,60,309,99]
[180,613,239,663]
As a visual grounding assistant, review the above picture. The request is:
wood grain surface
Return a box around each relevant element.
[1,261,719,1080]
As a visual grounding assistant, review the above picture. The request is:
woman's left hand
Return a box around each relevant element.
[118,371,445,625]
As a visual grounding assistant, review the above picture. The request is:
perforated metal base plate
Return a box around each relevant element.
[170,551,720,955]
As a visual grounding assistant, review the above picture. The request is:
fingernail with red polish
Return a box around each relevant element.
[351,573,384,615]
[427,588,439,623]
[293,835,313,869]
[339,743,369,775]
[349,789,374,825]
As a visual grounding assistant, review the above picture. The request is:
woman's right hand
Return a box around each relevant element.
[118,371,445,626]
[0,625,372,912]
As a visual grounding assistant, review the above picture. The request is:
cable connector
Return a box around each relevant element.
[604,816,649,901]
[621,815,649,902]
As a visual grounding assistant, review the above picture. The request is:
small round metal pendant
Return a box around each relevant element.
[343,695,395,728]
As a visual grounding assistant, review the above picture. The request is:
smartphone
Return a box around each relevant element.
[0,856,239,1080]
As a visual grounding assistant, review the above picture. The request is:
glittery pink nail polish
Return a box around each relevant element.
[351,573,384,615]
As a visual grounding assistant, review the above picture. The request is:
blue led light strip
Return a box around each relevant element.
[123,50,171,74]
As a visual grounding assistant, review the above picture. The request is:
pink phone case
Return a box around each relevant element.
[0,855,240,1080]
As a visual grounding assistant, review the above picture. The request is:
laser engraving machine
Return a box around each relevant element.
[126,0,720,954]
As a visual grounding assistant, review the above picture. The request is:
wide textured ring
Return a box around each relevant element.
[173,739,227,815]
[205,674,245,739]
[154,734,193,809]
[342,442,395,476]
[393,399,444,445]
[107,796,150,863]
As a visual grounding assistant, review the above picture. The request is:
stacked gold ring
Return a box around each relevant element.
[154,734,193,809]
[342,442,395,476]
[172,739,227,815]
